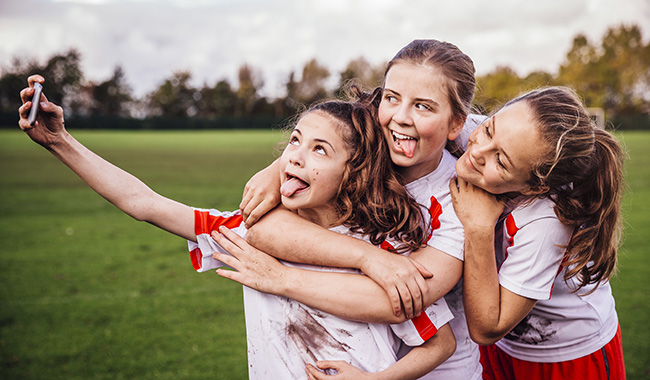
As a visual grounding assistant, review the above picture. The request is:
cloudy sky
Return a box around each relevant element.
[1,0,648,98]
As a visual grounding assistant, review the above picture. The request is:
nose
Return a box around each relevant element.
[287,146,304,167]
[469,134,488,166]
[392,103,414,126]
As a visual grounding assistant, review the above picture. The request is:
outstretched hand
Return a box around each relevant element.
[449,177,504,232]
[18,75,67,148]
[211,225,284,294]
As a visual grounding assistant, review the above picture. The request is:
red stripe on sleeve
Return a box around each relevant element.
[194,210,243,235]
[190,248,203,271]
[411,312,438,341]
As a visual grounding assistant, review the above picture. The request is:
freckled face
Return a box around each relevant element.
[378,62,462,183]
[456,101,548,195]
[279,111,350,226]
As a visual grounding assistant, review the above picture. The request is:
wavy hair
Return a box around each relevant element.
[298,86,429,253]
[506,86,625,292]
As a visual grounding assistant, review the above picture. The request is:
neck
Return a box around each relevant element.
[296,205,340,228]
[400,150,444,183]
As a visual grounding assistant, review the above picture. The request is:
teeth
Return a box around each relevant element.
[392,131,415,140]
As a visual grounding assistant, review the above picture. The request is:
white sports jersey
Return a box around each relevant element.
[400,149,482,380]
[188,209,454,379]
[494,197,619,362]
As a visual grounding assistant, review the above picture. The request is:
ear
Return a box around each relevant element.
[446,117,464,141]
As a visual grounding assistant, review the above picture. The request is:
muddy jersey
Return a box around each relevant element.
[494,197,619,362]
[188,209,454,379]
[400,149,482,380]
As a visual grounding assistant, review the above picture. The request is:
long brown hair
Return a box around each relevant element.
[299,87,428,253]
[506,86,625,291]
[384,39,476,157]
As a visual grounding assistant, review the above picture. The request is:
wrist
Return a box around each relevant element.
[46,129,73,153]
[463,222,496,236]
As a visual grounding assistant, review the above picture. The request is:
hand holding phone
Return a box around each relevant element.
[28,82,43,126]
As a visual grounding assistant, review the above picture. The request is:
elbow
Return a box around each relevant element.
[245,224,259,245]
[468,325,505,346]
[435,324,457,362]
[444,333,457,361]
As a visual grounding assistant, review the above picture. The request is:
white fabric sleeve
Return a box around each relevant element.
[187,208,247,273]
[498,213,572,300]
[389,298,454,347]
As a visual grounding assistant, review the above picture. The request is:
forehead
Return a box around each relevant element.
[295,110,349,145]
[494,101,547,170]
[384,62,449,101]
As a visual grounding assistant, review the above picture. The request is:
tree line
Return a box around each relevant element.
[0,23,647,129]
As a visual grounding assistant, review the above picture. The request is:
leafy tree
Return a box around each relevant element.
[598,24,650,114]
[293,58,330,107]
[0,56,41,113]
[0,50,83,115]
[40,49,84,112]
[235,64,263,116]
[557,24,650,116]
[475,66,524,113]
[196,79,236,117]
[337,56,385,94]
[146,71,197,118]
[78,66,133,117]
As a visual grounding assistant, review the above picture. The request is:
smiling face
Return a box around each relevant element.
[455,101,549,195]
[378,62,463,183]
[279,110,351,227]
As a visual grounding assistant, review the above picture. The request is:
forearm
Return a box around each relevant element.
[462,227,513,344]
[275,266,405,323]
[248,207,370,268]
[374,324,456,380]
[48,131,195,241]
[249,209,462,319]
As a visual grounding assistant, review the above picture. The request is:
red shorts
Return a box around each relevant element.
[480,324,625,380]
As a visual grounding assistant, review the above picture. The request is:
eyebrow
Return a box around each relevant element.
[314,138,335,152]
[294,127,336,152]
[414,97,440,109]
[384,88,440,108]
[492,115,515,169]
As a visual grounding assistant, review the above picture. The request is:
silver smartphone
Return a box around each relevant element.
[28,82,43,126]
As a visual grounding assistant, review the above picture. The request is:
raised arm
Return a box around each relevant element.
[449,178,536,345]
[18,75,195,242]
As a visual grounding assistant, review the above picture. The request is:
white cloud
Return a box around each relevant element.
[1,0,648,97]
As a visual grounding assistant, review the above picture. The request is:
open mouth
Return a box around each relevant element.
[391,130,417,158]
[281,174,309,197]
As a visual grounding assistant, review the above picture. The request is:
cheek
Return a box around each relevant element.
[378,105,391,128]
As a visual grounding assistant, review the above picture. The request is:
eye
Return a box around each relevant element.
[384,94,398,103]
[289,135,299,146]
[496,153,506,169]
[483,124,493,138]
[314,145,327,155]
[415,103,432,112]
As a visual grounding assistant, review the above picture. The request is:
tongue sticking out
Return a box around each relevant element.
[281,177,309,197]
[396,138,417,158]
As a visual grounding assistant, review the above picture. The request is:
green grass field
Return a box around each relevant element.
[1,129,648,379]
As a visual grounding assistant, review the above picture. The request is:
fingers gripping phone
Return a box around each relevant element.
[28,82,43,126]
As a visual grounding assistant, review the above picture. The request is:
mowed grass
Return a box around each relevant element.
[0,129,649,379]
[0,129,285,380]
